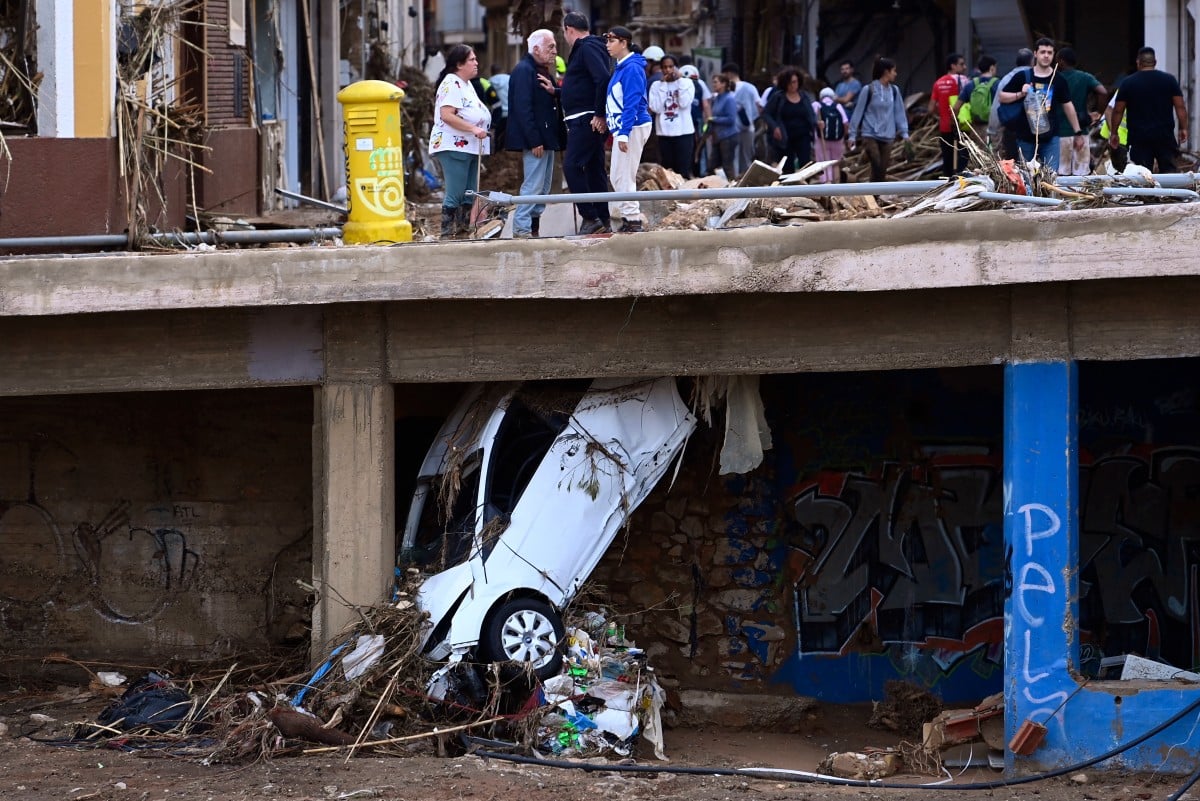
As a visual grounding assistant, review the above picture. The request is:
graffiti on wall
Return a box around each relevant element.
[71,500,200,625]
[788,459,1004,660]
[1014,501,1071,722]
[1079,447,1200,670]
[0,438,202,641]
[704,450,1006,699]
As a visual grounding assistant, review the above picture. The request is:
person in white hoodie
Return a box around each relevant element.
[648,54,696,178]
[604,26,652,233]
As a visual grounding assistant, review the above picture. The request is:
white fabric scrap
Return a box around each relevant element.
[640,680,668,761]
[698,375,772,475]
[342,634,386,680]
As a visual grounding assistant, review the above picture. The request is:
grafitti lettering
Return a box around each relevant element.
[1078,405,1150,435]
[790,462,1003,656]
[1016,562,1054,627]
[0,437,206,638]
[1022,629,1051,683]
[1079,448,1200,667]
[1018,503,1060,557]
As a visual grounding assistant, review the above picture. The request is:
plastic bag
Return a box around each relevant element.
[1024,88,1051,135]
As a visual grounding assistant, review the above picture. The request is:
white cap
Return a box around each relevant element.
[820,87,836,99]
[643,45,665,62]
[680,65,699,78]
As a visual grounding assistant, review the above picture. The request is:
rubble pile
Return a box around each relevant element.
[42,574,667,766]
[867,680,943,737]
[530,615,666,760]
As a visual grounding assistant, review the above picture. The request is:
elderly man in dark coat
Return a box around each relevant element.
[505,29,564,238]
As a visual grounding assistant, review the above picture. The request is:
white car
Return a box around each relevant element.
[401,377,696,678]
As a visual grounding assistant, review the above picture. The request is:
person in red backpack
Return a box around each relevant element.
[928,53,968,176]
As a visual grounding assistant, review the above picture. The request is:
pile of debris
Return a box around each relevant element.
[530,615,666,760]
[819,682,1004,780]
[40,574,666,766]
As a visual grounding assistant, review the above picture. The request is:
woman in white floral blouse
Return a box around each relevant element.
[429,45,492,238]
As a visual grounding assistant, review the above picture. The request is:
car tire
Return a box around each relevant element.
[481,598,565,680]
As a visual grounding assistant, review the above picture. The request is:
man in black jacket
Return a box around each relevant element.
[507,29,563,238]
[1108,47,1189,172]
[561,11,613,234]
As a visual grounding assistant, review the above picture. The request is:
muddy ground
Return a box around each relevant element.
[0,687,1184,801]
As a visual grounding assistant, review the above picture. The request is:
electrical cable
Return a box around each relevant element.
[466,695,1200,791]
[1166,762,1200,801]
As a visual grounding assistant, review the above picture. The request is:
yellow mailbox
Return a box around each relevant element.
[337,80,413,244]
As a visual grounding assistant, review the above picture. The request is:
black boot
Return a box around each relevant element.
[455,205,472,237]
[530,216,540,238]
[440,206,456,239]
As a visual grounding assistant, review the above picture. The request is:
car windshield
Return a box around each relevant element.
[403,452,481,571]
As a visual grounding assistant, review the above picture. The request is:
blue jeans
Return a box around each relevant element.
[1016,136,1060,172]
[514,149,556,234]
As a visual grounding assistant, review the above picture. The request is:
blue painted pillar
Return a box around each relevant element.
[1004,361,1079,770]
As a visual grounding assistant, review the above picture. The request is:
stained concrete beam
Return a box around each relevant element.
[0,206,1195,317]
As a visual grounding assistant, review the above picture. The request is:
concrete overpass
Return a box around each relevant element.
[3,205,1200,771]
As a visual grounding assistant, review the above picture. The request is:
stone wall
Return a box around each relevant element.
[597,363,1200,703]
[0,388,313,663]
[593,370,1008,703]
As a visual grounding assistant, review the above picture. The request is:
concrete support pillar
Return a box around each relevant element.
[1003,359,1079,771]
[311,305,394,654]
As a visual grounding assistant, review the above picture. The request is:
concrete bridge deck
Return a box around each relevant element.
[0,205,1193,317]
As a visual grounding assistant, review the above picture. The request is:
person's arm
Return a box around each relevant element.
[927,82,938,116]
[585,42,611,132]
[648,80,665,114]
[1060,98,1084,138]
[894,87,909,139]
[439,105,488,138]
[616,67,646,148]
[505,65,531,148]
[847,87,867,143]
[761,91,781,135]
[997,73,1027,104]
[835,80,858,106]
[1174,95,1189,145]
[952,80,973,113]
[710,94,735,126]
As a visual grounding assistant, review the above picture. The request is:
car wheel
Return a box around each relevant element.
[482,598,565,680]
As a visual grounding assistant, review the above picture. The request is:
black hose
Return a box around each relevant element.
[1166,762,1200,801]
[468,695,1200,790]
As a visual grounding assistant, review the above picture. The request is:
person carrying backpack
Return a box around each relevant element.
[847,57,910,183]
[812,87,848,183]
[928,53,969,176]
[954,55,999,149]
[996,38,1086,172]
